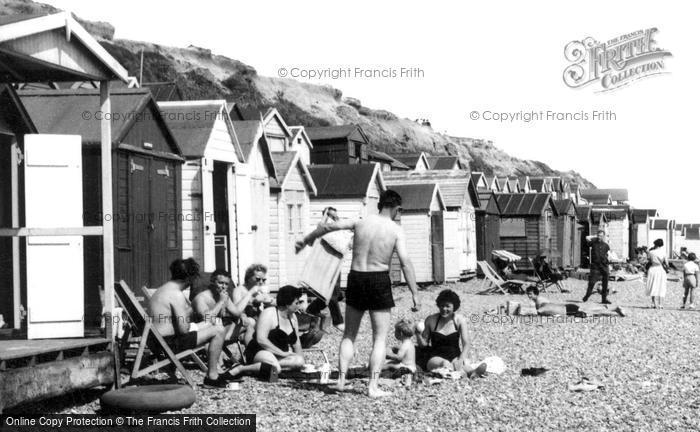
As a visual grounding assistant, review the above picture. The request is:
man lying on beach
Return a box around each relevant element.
[526,286,626,317]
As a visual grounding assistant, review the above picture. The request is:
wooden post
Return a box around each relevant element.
[100,80,114,341]
[10,139,19,329]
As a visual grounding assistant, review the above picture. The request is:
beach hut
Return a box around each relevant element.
[20,88,184,323]
[505,177,521,193]
[288,126,313,165]
[367,149,410,172]
[629,209,658,256]
[554,199,578,269]
[471,172,489,192]
[495,193,558,268]
[307,164,385,286]
[388,152,431,171]
[0,12,134,411]
[518,176,533,193]
[474,190,501,267]
[306,124,369,165]
[683,227,700,255]
[384,170,479,276]
[484,176,502,192]
[569,183,582,204]
[158,100,244,279]
[388,184,447,283]
[143,81,184,102]
[231,119,277,283]
[268,152,317,289]
[590,206,629,260]
[528,177,549,193]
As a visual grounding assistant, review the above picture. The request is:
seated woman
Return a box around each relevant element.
[526,286,626,317]
[415,289,481,374]
[239,285,305,375]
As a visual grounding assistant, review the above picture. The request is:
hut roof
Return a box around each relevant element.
[308,164,383,198]
[367,149,409,169]
[591,208,628,221]
[554,198,575,215]
[576,205,592,221]
[426,156,461,170]
[631,209,658,224]
[383,170,472,208]
[651,219,672,230]
[143,81,183,102]
[529,178,546,192]
[495,193,556,217]
[269,152,316,194]
[388,152,429,169]
[306,124,368,144]
[18,88,181,155]
[159,101,243,160]
[388,183,444,212]
[686,227,700,240]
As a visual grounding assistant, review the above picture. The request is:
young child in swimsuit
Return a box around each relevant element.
[383,319,417,373]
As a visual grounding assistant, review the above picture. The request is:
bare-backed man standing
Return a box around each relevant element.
[296,190,419,397]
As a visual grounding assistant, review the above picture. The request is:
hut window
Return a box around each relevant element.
[296,204,304,232]
[287,204,294,232]
[500,218,526,237]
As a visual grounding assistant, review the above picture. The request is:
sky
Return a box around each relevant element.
[45,0,699,221]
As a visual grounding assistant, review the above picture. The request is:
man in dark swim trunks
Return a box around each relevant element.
[297,190,420,397]
[150,258,229,388]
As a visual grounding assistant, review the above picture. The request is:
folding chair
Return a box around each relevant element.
[528,258,565,293]
[477,261,531,295]
[115,280,207,388]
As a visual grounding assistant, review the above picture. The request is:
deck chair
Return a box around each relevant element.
[115,280,207,388]
[477,261,531,295]
[528,258,566,293]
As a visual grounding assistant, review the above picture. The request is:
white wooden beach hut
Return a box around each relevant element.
[307,163,385,287]
[159,100,245,279]
[388,184,447,283]
[268,152,317,289]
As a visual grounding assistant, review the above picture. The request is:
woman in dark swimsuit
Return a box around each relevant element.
[237,285,305,375]
[416,289,474,372]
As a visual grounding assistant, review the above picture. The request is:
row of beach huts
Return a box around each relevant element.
[0,12,696,412]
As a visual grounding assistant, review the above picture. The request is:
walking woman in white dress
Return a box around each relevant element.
[646,239,668,309]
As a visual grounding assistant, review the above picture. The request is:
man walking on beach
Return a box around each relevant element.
[583,229,611,304]
[296,190,420,397]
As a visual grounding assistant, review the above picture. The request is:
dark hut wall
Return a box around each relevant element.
[500,218,541,266]
[0,136,12,323]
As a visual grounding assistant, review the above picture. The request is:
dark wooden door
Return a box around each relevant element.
[129,154,151,289]
[485,214,501,266]
[431,211,445,283]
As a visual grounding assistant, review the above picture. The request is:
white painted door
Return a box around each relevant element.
[235,169,252,285]
[24,134,84,339]
[443,211,461,280]
[201,159,216,272]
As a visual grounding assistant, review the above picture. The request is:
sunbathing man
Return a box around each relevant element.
[526,286,626,317]
[150,258,229,388]
[296,189,420,397]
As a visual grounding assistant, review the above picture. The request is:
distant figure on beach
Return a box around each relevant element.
[582,229,611,304]
[646,239,669,309]
[296,189,420,398]
[149,258,229,388]
[681,252,698,309]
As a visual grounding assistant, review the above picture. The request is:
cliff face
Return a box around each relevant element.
[0,0,593,186]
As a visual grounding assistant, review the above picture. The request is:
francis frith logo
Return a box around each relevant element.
[563,28,672,92]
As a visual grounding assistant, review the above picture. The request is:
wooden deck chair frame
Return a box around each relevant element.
[138,284,243,362]
[477,261,530,295]
[115,280,207,388]
[528,258,565,293]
